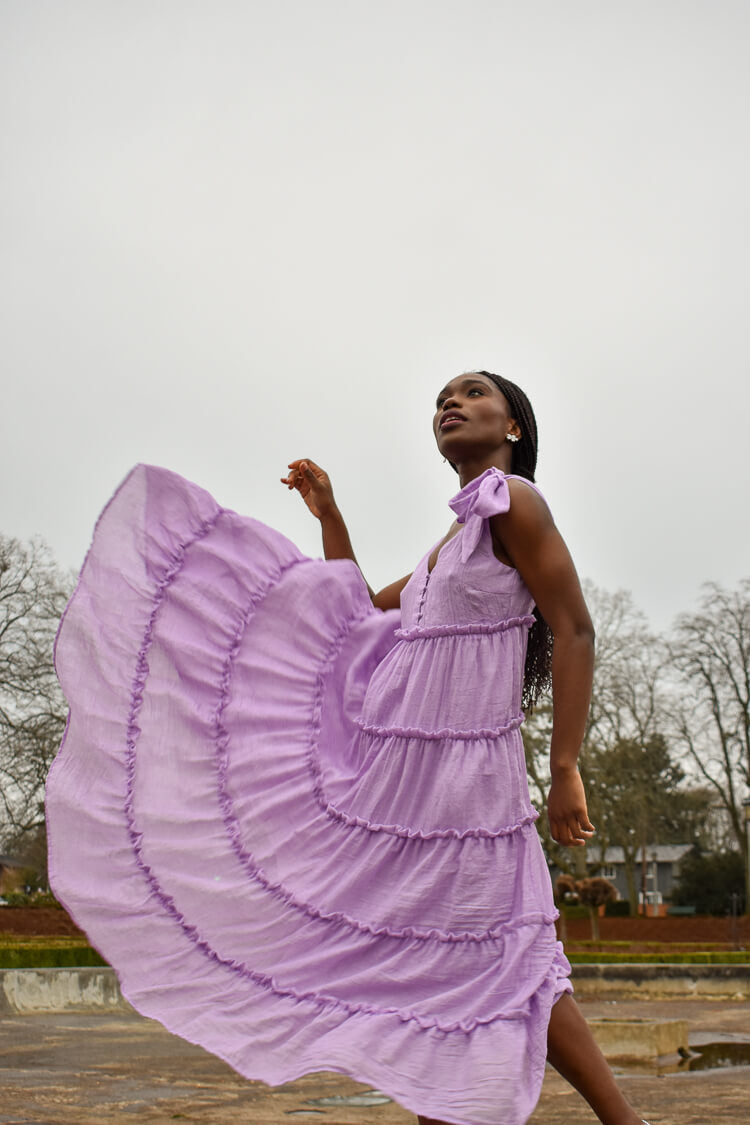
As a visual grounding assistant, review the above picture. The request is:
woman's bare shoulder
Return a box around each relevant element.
[503,476,554,524]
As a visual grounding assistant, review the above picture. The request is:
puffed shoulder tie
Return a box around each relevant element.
[449,467,510,562]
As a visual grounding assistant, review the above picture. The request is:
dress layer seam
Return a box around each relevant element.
[396,616,535,640]
[354,714,525,741]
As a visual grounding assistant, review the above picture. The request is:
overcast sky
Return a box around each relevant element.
[2,0,748,630]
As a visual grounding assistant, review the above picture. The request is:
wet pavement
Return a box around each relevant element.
[1,998,748,1124]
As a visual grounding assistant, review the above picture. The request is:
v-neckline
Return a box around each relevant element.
[426,527,463,575]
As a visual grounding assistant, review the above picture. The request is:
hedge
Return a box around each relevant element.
[0,892,61,908]
[567,951,750,964]
[604,900,631,917]
[560,904,590,919]
[0,942,107,969]
[0,942,747,970]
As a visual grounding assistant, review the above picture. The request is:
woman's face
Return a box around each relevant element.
[433,372,518,460]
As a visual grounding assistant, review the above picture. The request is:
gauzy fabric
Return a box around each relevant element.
[46,464,571,1125]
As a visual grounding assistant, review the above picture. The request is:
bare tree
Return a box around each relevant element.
[668,579,750,868]
[581,582,666,750]
[0,535,71,855]
[576,876,617,941]
[553,873,578,944]
[553,873,617,942]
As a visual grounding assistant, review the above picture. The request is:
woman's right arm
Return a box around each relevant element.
[281,459,410,609]
[371,574,412,611]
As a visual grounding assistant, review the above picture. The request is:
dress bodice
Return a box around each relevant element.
[359,469,543,738]
[399,468,538,629]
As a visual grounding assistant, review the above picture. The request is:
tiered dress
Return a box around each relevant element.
[46,463,571,1125]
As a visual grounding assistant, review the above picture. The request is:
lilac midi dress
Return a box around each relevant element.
[46,463,571,1125]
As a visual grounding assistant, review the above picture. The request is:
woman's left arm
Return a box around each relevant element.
[490,480,596,848]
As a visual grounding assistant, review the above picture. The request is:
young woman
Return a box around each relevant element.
[47,371,647,1125]
[282,371,646,1125]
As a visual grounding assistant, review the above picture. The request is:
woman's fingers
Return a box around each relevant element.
[280,458,333,522]
[549,813,595,847]
[286,457,323,474]
[281,461,315,490]
[553,827,585,847]
[280,472,304,490]
[282,459,328,490]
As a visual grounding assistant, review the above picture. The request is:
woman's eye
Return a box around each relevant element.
[468,388,483,396]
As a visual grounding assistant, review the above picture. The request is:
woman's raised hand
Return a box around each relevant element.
[281,459,337,521]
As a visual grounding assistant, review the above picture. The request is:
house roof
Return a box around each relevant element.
[587,844,693,865]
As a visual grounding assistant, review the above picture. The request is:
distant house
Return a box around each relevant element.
[0,855,25,896]
[584,844,694,910]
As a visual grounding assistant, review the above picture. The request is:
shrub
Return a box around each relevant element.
[0,890,61,908]
[561,904,589,919]
[604,900,631,917]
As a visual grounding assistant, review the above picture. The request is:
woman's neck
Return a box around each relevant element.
[456,451,513,489]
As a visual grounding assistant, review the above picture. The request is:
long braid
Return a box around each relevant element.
[462,371,553,711]
[476,372,538,483]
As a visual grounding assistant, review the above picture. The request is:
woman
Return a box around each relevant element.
[282,370,646,1125]
[47,371,647,1125]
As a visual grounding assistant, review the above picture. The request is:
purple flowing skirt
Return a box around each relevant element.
[46,464,571,1125]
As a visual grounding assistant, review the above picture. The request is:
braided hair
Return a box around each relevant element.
[456,370,553,712]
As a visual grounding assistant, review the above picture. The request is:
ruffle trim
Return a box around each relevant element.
[205,566,539,942]
[324,802,539,841]
[355,713,525,742]
[396,616,535,641]
[305,610,538,838]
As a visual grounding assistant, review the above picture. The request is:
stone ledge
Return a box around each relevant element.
[1,964,749,1014]
[0,968,132,1014]
[587,1017,689,1059]
[572,963,750,1000]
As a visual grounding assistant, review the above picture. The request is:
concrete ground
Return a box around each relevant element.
[1,999,748,1125]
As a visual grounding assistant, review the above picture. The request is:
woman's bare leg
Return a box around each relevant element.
[417,994,644,1125]
[546,993,642,1125]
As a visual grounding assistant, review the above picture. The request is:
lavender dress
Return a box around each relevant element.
[46,464,571,1125]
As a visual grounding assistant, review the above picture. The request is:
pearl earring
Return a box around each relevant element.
[506,433,520,443]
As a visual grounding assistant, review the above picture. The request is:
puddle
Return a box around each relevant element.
[305,1091,393,1107]
[613,1041,750,1076]
[680,1042,750,1072]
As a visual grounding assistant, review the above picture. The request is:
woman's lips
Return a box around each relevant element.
[440,415,466,431]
